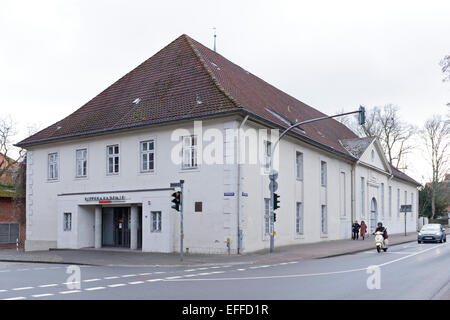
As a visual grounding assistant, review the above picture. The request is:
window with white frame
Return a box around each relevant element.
[182,135,198,169]
[107,145,120,174]
[411,192,414,218]
[397,188,400,217]
[320,161,327,186]
[264,198,270,235]
[339,171,346,217]
[321,205,328,234]
[140,140,155,172]
[296,202,304,235]
[48,153,59,180]
[263,140,272,173]
[361,177,365,216]
[63,212,72,231]
[388,186,392,217]
[76,149,87,177]
[296,151,303,180]
[381,183,385,217]
[404,190,407,208]
[151,211,162,232]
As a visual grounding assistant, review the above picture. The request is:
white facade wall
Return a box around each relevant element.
[25,116,419,254]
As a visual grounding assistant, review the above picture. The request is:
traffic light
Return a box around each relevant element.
[273,213,277,222]
[273,192,280,211]
[171,191,181,212]
[358,105,366,125]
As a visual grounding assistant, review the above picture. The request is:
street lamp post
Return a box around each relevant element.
[268,107,365,253]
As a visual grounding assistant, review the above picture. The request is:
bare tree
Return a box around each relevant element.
[421,115,450,219]
[0,115,25,183]
[440,55,450,82]
[345,104,415,170]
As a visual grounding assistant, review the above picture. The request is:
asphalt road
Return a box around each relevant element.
[0,241,448,300]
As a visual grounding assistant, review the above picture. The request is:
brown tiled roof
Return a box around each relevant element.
[17,34,357,157]
[390,165,421,187]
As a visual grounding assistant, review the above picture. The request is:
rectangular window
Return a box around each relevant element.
[411,192,414,218]
[296,202,304,235]
[388,186,392,217]
[140,140,155,172]
[263,140,272,173]
[381,183,385,217]
[48,153,59,180]
[397,188,400,217]
[195,202,203,213]
[0,223,19,244]
[63,213,72,231]
[264,198,270,235]
[182,135,198,169]
[404,190,407,206]
[321,205,328,234]
[151,211,162,232]
[76,149,87,177]
[340,172,346,216]
[321,161,327,186]
[296,152,303,180]
[107,145,120,174]
[361,177,365,217]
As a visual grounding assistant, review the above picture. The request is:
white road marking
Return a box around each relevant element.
[128,281,144,285]
[197,273,212,276]
[62,281,80,285]
[32,293,54,298]
[184,269,196,272]
[165,244,447,282]
[33,268,45,270]
[60,290,81,294]
[139,273,152,276]
[104,276,119,280]
[183,274,196,277]
[154,272,165,274]
[146,279,162,282]
[85,287,105,291]
[39,284,58,288]
[108,284,126,288]
[165,276,182,280]
[210,266,220,269]
[121,274,136,278]
[83,279,101,283]
[211,271,225,274]
[12,287,34,291]
[237,269,246,271]
[0,290,8,293]
[3,296,25,300]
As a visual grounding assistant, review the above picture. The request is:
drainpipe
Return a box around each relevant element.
[237,115,249,254]
[350,163,356,238]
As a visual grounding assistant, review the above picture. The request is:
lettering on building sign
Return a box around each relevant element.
[84,195,126,202]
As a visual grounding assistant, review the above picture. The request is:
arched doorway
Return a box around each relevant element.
[370,198,377,233]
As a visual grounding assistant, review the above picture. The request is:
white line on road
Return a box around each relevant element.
[32,293,54,298]
[3,297,25,300]
[146,279,162,282]
[60,290,81,294]
[108,284,126,288]
[0,290,7,293]
[12,287,34,291]
[139,273,152,276]
[39,284,58,288]
[128,281,145,285]
[165,276,182,280]
[121,274,136,278]
[83,279,101,282]
[85,287,105,291]
[104,276,119,280]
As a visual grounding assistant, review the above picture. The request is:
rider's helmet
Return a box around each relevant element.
[377,222,383,228]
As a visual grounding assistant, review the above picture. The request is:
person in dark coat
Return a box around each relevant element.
[352,221,361,240]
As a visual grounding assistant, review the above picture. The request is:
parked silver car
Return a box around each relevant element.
[418,224,447,243]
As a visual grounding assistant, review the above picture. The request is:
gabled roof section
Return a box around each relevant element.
[17,34,358,156]
[340,137,375,159]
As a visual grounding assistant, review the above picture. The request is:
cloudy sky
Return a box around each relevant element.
[1,0,449,182]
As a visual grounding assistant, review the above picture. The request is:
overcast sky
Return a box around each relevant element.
[1,0,449,183]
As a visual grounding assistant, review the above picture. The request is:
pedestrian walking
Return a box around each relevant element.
[360,221,367,240]
[352,220,360,240]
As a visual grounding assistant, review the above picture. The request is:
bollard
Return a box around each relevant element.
[16,238,18,252]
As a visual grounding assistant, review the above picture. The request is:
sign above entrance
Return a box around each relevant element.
[85,195,126,202]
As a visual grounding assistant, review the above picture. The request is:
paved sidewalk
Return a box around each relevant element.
[0,231,436,267]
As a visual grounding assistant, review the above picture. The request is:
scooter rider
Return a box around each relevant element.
[373,222,388,244]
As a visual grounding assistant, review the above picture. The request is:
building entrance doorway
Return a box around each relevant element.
[102,207,142,248]
[370,198,377,234]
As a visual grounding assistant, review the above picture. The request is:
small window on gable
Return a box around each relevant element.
[371,149,375,161]
[195,202,203,213]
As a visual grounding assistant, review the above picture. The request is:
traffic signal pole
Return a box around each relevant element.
[268,107,365,253]
[180,180,184,261]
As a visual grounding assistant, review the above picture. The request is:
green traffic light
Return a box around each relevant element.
[273,192,280,210]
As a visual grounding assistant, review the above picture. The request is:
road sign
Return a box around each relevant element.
[400,205,412,212]
[170,182,181,188]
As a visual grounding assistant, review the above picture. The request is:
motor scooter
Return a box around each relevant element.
[374,230,388,253]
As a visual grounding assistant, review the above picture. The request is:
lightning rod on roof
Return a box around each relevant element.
[213,27,217,52]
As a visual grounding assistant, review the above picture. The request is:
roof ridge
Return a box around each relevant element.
[183,34,242,109]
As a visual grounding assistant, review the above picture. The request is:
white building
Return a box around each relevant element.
[17,34,420,253]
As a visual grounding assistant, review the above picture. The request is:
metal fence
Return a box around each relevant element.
[0,223,20,244]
